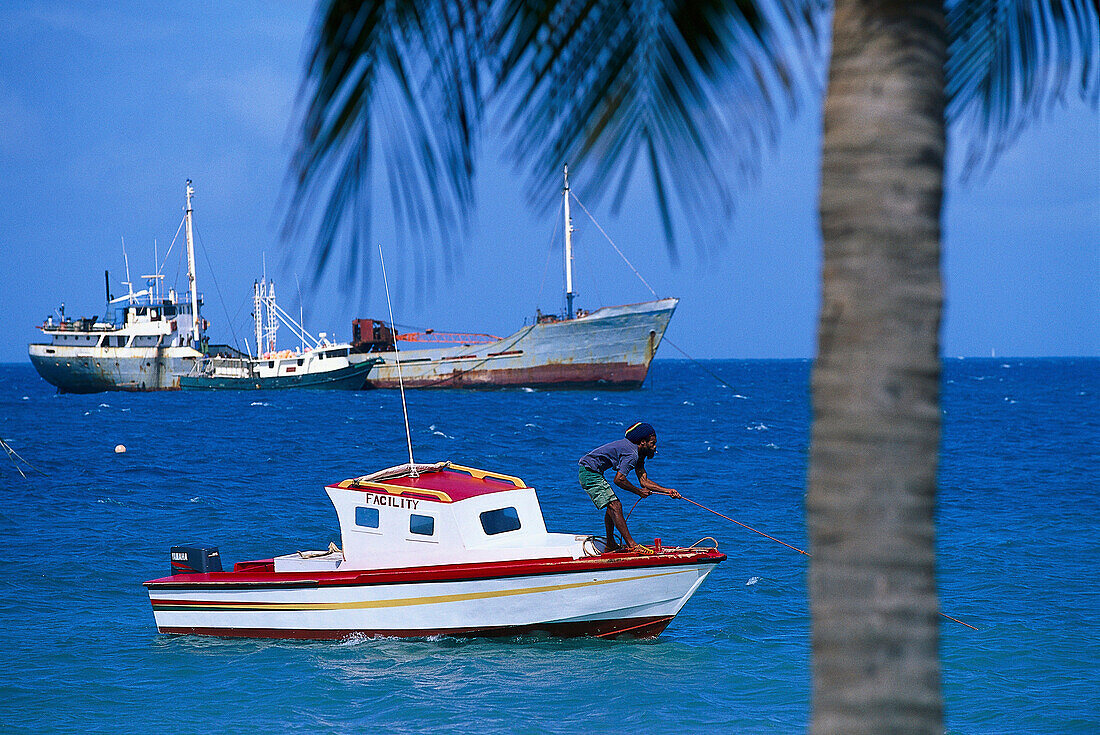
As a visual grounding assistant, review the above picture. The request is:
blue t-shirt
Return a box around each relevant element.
[579,438,645,478]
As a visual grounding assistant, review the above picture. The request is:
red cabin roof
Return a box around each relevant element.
[328,464,527,504]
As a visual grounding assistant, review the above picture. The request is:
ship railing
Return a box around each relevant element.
[191,356,256,379]
[40,318,117,333]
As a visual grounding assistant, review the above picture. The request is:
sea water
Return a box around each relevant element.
[0,359,1095,733]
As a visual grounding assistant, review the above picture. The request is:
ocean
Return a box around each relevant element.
[0,358,1095,733]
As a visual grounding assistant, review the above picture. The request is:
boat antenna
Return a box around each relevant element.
[253,279,263,356]
[295,273,305,352]
[563,164,576,320]
[377,240,417,476]
[121,237,134,301]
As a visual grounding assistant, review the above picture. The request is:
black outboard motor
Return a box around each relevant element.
[170,546,223,575]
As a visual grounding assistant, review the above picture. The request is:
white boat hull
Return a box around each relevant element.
[147,552,721,639]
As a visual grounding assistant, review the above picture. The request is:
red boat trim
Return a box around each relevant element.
[364,361,651,390]
[332,465,528,504]
[145,548,725,590]
[155,615,676,640]
[150,568,693,612]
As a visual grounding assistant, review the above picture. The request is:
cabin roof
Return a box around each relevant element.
[329,463,527,504]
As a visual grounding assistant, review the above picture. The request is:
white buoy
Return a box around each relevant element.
[114,444,126,454]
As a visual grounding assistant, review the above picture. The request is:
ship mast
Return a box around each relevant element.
[563,164,575,320]
[253,280,263,356]
[184,180,201,348]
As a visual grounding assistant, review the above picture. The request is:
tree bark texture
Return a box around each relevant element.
[810,2,946,734]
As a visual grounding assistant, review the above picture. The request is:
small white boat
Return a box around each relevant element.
[144,462,724,639]
[180,272,376,390]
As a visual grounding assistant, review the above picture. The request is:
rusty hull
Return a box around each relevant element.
[356,298,677,390]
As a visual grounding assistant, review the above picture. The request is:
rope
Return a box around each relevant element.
[681,496,809,556]
[679,494,979,631]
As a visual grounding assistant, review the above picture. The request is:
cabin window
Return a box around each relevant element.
[355,507,379,528]
[409,514,435,536]
[480,507,522,535]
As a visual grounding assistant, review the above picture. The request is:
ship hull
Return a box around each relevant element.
[179,360,374,390]
[27,345,200,393]
[355,298,677,389]
[146,549,721,640]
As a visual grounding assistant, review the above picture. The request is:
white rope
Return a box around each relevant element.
[377,241,417,477]
[570,192,659,298]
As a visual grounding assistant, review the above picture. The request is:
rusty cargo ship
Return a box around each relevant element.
[349,296,676,389]
[348,166,677,389]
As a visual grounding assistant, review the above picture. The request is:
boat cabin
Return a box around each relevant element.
[39,290,203,348]
[273,462,588,573]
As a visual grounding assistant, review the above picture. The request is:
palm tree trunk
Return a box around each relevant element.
[809,2,947,734]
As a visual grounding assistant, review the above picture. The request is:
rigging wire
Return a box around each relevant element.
[662,336,743,394]
[569,192,659,298]
[193,226,244,351]
[158,217,186,278]
[1,438,46,478]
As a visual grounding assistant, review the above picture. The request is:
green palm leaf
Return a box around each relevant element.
[493,0,821,250]
[286,0,488,287]
[946,0,1099,173]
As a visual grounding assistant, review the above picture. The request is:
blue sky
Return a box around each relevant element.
[1,2,1096,363]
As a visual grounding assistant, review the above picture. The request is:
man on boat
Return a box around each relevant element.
[578,422,681,553]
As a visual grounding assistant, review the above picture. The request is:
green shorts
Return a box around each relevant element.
[579,466,619,510]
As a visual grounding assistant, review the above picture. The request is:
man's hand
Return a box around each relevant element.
[666,488,682,499]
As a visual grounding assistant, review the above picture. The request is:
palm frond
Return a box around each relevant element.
[285,0,488,288]
[946,0,1099,176]
[493,0,823,250]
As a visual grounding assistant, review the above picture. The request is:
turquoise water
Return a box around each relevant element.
[0,359,1095,733]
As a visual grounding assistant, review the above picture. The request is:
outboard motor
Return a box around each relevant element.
[170,546,223,575]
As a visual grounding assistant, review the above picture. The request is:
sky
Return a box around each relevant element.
[1,1,1097,364]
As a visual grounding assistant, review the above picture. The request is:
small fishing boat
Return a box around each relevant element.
[144,462,724,639]
[179,275,377,390]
